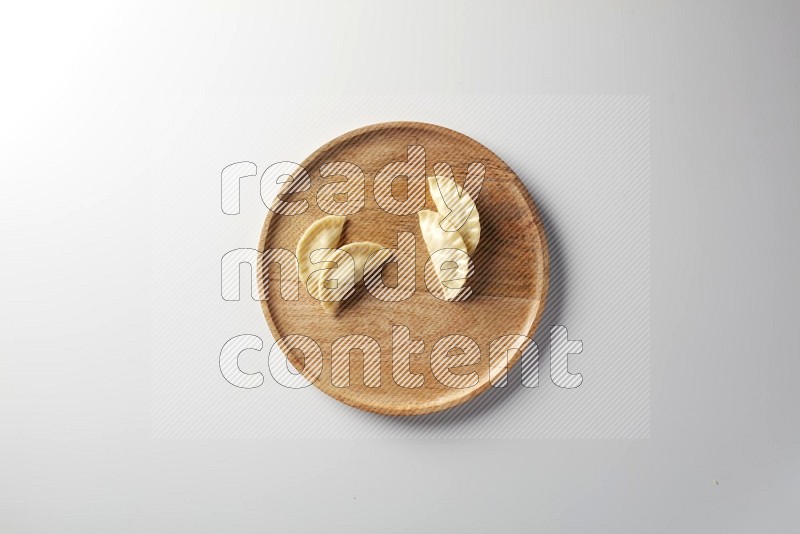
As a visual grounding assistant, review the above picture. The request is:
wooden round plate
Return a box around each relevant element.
[258,122,548,416]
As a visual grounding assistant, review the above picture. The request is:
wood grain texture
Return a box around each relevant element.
[258,122,549,416]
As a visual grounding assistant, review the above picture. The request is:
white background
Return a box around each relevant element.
[1,1,799,532]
